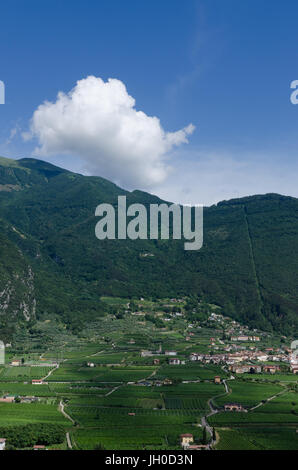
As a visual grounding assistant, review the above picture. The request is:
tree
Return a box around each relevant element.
[94,442,106,450]
[202,426,207,445]
[212,428,216,441]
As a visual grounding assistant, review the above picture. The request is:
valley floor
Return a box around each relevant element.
[0,297,297,450]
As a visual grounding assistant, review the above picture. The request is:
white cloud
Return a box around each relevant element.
[24,76,195,187]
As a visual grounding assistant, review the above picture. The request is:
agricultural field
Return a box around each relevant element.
[70,410,204,450]
[0,402,69,427]
[0,366,54,382]
[215,427,298,450]
[0,298,297,450]
[214,381,284,408]
[156,364,227,381]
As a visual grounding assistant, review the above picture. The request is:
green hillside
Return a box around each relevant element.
[0,156,297,338]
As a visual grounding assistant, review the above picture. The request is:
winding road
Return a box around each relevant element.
[200,377,232,449]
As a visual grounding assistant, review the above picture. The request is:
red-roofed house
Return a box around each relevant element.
[32,379,43,385]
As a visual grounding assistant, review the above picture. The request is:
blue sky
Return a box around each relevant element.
[1,0,298,205]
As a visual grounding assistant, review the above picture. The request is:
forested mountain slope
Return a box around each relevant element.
[0,156,297,336]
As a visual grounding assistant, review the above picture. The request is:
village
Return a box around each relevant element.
[0,296,296,450]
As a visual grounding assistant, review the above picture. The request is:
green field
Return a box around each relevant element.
[0,402,69,427]
[0,303,297,450]
[214,381,283,408]
[216,427,298,450]
[0,367,54,382]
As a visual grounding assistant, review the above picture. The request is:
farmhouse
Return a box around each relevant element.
[291,366,298,374]
[0,438,6,451]
[10,360,21,366]
[163,378,173,385]
[32,379,43,385]
[180,433,194,448]
[0,395,15,403]
[224,403,245,412]
[33,445,46,450]
[190,353,203,361]
[165,351,177,356]
[169,358,180,365]
[214,376,221,384]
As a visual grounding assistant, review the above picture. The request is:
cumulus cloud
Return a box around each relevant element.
[24,76,195,187]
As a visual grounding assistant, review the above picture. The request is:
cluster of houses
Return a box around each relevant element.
[228,364,281,374]
[141,348,177,358]
[190,348,293,371]
[230,335,260,342]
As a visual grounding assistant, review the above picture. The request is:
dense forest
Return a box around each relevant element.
[0,156,297,337]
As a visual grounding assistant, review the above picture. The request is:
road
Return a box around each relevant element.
[59,400,75,424]
[66,432,72,449]
[201,377,232,449]
[201,399,219,449]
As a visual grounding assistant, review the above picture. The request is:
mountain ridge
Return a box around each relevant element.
[0,156,297,339]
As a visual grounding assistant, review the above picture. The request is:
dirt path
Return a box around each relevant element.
[250,388,287,411]
[88,350,104,357]
[42,363,59,381]
[66,432,72,449]
[59,400,75,424]
[105,385,121,397]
